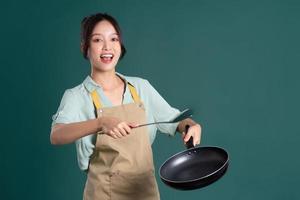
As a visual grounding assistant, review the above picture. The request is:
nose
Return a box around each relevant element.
[102,40,111,50]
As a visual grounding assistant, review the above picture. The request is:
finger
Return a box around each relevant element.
[128,122,139,128]
[197,131,202,145]
[123,124,132,134]
[118,127,127,136]
[181,132,186,141]
[184,131,193,143]
[113,128,123,138]
[193,136,198,146]
[193,135,198,146]
[117,123,127,136]
[194,132,201,146]
[190,131,197,146]
[109,130,117,139]
[120,122,132,135]
[194,127,202,145]
[198,126,202,145]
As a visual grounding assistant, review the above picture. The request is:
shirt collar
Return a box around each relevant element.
[83,72,132,93]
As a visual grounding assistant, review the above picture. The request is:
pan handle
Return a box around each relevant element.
[185,125,194,149]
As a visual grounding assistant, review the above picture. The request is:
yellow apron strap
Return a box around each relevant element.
[91,90,102,109]
[128,83,141,103]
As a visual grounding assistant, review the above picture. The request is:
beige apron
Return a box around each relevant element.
[83,84,160,200]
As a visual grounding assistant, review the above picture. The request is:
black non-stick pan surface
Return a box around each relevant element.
[159,146,229,190]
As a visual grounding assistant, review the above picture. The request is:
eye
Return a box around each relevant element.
[92,38,103,43]
[112,37,119,42]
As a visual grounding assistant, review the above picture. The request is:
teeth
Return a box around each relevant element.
[100,54,113,58]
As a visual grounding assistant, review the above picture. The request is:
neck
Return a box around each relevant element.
[91,68,121,90]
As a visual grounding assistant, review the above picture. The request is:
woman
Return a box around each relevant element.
[50,13,201,200]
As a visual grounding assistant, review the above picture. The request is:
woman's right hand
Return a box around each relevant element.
[98,116,138,139]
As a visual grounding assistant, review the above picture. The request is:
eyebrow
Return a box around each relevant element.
[91,33,119,37]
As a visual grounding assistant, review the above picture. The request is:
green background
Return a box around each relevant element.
[1,0,299,199]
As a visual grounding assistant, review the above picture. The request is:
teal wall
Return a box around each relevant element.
[1,0,300,199]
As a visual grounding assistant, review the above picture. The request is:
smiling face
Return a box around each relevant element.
[88,20,121,72]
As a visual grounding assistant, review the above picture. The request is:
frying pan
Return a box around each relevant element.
[159,126,229,190]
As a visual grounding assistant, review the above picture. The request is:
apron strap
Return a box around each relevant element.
[90,83,141,110]
[91,90,102,110]
[128,83,141,103]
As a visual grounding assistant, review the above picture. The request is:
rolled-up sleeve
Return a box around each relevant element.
[52,89,80,126]
[144,80,180,136]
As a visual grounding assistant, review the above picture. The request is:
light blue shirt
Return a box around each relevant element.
[52,73,180,171]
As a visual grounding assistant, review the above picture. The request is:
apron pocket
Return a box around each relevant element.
[110,170,159,200]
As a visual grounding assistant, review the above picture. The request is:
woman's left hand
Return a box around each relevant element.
[182,124,202,147]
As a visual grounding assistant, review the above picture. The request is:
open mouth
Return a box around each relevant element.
[100,53,114,63]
